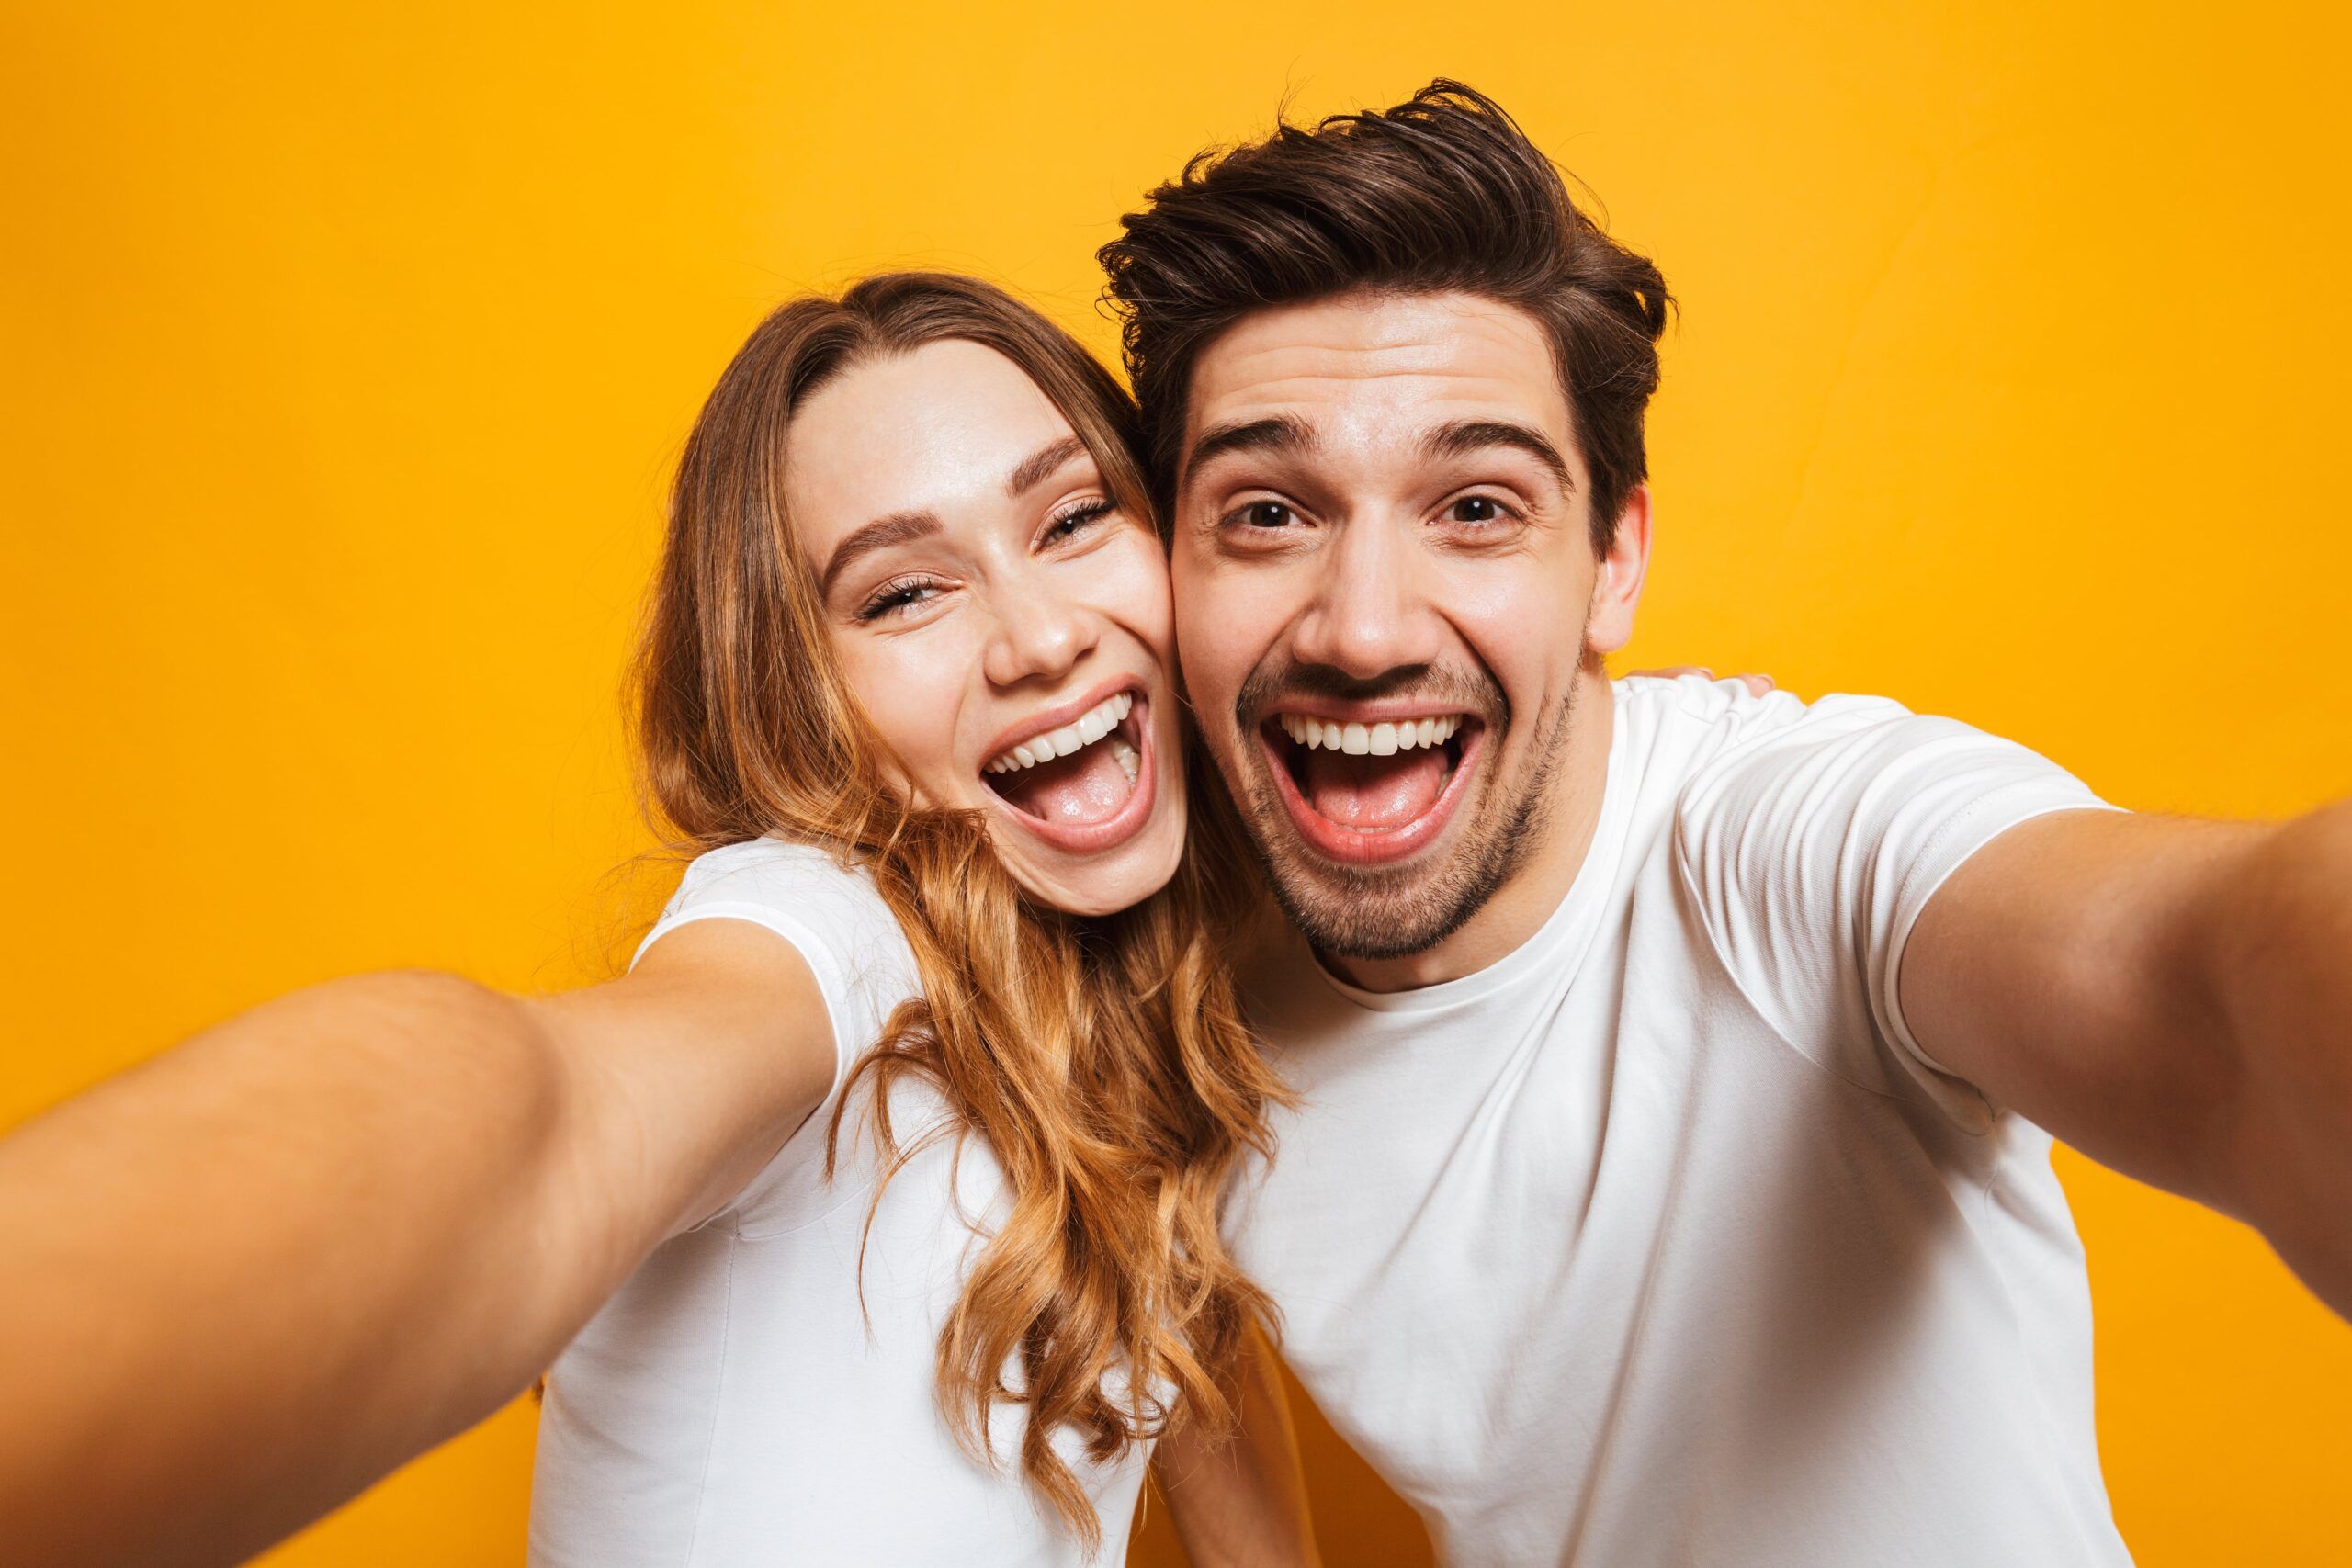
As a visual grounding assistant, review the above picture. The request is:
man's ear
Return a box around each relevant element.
[1585,483,1652,657]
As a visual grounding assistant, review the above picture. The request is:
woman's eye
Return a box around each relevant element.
[856,578,944,622]
[1443,495,1513,525]
[1236,501,1296,530]
[1044,499,1114,543]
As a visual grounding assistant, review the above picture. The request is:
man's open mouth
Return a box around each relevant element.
[980,686,1155,852]
[1259,707,1485,865]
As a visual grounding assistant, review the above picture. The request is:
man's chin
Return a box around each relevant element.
[1247,790,1500,961]
[1238,734,1558,964]
[1223,682,1578,965]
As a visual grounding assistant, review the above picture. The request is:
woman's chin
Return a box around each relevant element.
[992,786,1187,917]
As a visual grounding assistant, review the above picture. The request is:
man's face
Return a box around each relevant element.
[1170,288,1646,960]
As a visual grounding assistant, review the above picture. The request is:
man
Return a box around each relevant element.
[1102,80,2351,1566]
[1,79,2340,1568]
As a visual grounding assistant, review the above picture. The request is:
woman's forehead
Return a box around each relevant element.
[782,340,1086,552]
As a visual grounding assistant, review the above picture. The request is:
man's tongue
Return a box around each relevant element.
[995,741,1133,826]
[1299,747,1446,829]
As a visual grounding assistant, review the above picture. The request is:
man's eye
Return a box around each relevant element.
[1237,501,1295,529]
[1443,495,1513,525]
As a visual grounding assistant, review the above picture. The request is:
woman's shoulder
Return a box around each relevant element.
[665,836,891,925]
[672,833,870,894]
[633,838,929,1232]
[639,837,914,984]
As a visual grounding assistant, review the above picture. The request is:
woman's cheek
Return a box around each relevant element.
[829,633,965,809]
[1097,530,1176,654]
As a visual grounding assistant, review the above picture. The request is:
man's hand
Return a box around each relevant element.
[1628,665,1778,699]
[1153,1322,1322,1567]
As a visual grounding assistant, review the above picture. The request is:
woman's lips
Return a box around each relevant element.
[981,694,1159,855]
[1261,719,1484,865]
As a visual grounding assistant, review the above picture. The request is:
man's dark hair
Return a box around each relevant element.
[1100,80,1670,554]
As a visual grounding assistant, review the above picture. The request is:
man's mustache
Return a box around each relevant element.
[1231,660,1510,734]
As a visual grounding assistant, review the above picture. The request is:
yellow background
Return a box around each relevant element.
[5,2,2347,1562]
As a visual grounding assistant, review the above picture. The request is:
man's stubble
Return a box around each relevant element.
[1220,664,1583,963]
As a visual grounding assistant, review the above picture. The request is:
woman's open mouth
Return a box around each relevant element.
[1259,707,1484,865]
[979,683,1157,853]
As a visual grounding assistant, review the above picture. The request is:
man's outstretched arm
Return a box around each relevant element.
[0,919,833,1566]
[1902,799,2352,1315]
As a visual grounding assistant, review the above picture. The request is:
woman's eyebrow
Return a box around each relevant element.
[1004,434,1088,497]
[819,510,941,598]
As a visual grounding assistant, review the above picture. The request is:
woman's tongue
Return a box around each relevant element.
[996,741,1133,826]
[1299,747,1447,829]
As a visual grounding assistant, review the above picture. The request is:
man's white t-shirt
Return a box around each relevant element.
[1224,675,2132,1567]
[527,840,1150,1565]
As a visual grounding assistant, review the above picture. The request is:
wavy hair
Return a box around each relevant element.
[633,271,1285,1549]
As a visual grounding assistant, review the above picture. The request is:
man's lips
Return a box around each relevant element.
[1257,713,1486,866]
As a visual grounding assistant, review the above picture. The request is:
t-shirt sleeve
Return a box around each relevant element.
[631,838,919,1230]
[1673,694,2123,1124]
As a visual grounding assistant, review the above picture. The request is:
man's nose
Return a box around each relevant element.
[980,571,1102,688]
[1288,518,1442,680]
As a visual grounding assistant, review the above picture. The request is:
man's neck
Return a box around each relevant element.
[1325,668,1617,993]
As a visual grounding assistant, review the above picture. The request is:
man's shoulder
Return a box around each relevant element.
[1615,672,1910,744]
[1612,675,1918,809]
[1617,676,1992,902]
[1632,672,2108,960]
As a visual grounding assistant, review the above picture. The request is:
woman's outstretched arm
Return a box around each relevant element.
[0,918,833,1567]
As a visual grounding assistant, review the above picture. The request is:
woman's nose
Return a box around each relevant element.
[980,581,1103,688]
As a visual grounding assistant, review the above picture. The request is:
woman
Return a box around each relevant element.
[527,272,1296,1562]
[0,272,1306,1566]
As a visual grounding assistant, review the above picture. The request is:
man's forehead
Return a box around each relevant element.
[1182,289,1571,455]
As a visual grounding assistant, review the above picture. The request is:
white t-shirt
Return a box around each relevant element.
[527,840,1150,1565]
[1224,676,2132,1567]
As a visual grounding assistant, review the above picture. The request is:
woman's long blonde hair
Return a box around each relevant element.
[633,272,1286,1547]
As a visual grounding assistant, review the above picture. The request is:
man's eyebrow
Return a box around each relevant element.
[1005,434,1088,499]
[1423,420,1576,492]
[818,510,942,599]
[1181,414,1316,490]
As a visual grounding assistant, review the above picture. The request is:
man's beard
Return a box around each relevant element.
[1220,661,1579,962]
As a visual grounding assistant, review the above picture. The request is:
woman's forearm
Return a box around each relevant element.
[1155,1322,1322,1568]
[0,971,629,1565]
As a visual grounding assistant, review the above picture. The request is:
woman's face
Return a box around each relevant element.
[782,340,1185,916]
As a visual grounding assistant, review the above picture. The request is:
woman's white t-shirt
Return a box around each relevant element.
[527,840,1149,1565]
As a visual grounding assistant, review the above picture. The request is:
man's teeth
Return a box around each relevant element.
[985,693,1136,774]
[1277,713,1462,756]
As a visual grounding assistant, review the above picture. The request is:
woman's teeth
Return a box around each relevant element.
[1278,713,1462,756]
[986,692,1136,776]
